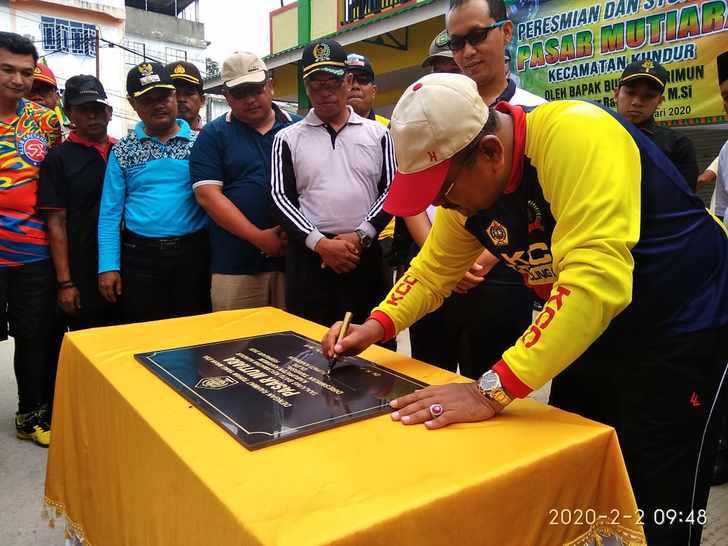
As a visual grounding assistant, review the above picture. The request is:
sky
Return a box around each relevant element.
[200,0,289,63]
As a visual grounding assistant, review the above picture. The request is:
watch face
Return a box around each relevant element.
[480,372,500,391]
[356,230,372,247]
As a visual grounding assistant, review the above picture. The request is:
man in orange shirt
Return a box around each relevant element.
[0,32,61,447]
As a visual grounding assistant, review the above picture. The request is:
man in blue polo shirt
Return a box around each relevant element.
[98,62,209,323]
[190,52,299,311]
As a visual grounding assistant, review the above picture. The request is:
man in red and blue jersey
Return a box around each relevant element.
[0,32,61,447]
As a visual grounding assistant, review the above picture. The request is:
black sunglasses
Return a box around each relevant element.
[352,73,373,85]
[448,21,507,52]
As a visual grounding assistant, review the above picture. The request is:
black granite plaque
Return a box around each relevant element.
[135,331,427,450]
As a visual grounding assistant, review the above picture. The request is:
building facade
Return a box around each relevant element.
[118,0,208,133]
[0,0,208,136]
[256,0,726,204]
[2,0,127,134]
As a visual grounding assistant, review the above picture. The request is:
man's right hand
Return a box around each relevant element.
[697,169,717,190]
[315,238,360,274]
[99,271,122,303]
[321,319,385,360]
[254,226,287,257]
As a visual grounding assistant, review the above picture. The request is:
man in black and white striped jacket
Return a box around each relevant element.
[271,38,395,328]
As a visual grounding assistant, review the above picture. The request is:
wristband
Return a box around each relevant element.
[57,280,75,289]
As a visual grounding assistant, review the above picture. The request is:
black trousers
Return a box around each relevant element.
[121,230,211,324]
[0,259,56,413]
[67,264,122,330]
[549,325,728,546]
[410,281,534,378]
[64,302,121,331]
[285,239,388,328]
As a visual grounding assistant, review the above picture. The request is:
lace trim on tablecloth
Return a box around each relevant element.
[564,523,647,546]
[43,496,92,545]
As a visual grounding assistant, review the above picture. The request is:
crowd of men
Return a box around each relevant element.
[0,0,727,544]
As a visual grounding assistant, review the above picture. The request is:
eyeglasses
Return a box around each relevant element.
[306,77,345,92]
[448,21,507,52]
[433,165,463,206]
[227,84,266,100]
[433,145,479,206]
[436,179,457,204]
[352,74,373,85]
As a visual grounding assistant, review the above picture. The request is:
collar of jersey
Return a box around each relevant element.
[304,105,363,127]
[638,117,658,135]
[0,99,31,126]
[135,118,192,141]
[494,100,527,194]
[495,79,517,104]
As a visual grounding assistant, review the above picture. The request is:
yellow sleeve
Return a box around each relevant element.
[495,102,640,397]
[370,208,483,340]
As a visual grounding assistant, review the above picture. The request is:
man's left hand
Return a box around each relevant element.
[454,263,487,293]
[390,383,499,429]
[334,232,362,254]
[453,250,499,294]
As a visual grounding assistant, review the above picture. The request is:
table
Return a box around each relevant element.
[45,307,647,546]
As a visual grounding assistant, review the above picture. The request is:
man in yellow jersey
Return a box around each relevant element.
[322,74,728,546]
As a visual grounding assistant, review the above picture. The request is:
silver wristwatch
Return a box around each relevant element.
[476,371,513,410]
[355,228,373,248]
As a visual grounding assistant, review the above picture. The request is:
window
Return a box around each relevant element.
[165,47,187,64]
[41,17,96,56]
[123,40,146,67]
[343,0,412,25]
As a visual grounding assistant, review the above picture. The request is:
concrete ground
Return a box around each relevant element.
[0,335,726,545]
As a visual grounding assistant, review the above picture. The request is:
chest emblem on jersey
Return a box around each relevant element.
[17,134,48,166]
[486,220,509,246]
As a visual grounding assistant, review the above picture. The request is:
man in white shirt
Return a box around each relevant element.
[271,39,395,327]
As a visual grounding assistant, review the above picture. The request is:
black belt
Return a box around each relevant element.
[123,229,206,250]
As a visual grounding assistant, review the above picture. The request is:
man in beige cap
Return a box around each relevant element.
[189,52,300,311]
[322,72,728,546]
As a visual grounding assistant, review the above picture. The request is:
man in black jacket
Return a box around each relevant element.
[614,59,699,191]
[38,75,119,330]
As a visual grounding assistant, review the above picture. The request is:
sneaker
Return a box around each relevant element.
[15,409,51,448]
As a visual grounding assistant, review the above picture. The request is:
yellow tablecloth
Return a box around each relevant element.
[45,307,646,546]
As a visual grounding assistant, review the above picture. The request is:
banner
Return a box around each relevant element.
[507,0,728,125]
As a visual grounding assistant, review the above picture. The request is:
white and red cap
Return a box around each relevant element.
[384,73,489,217]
